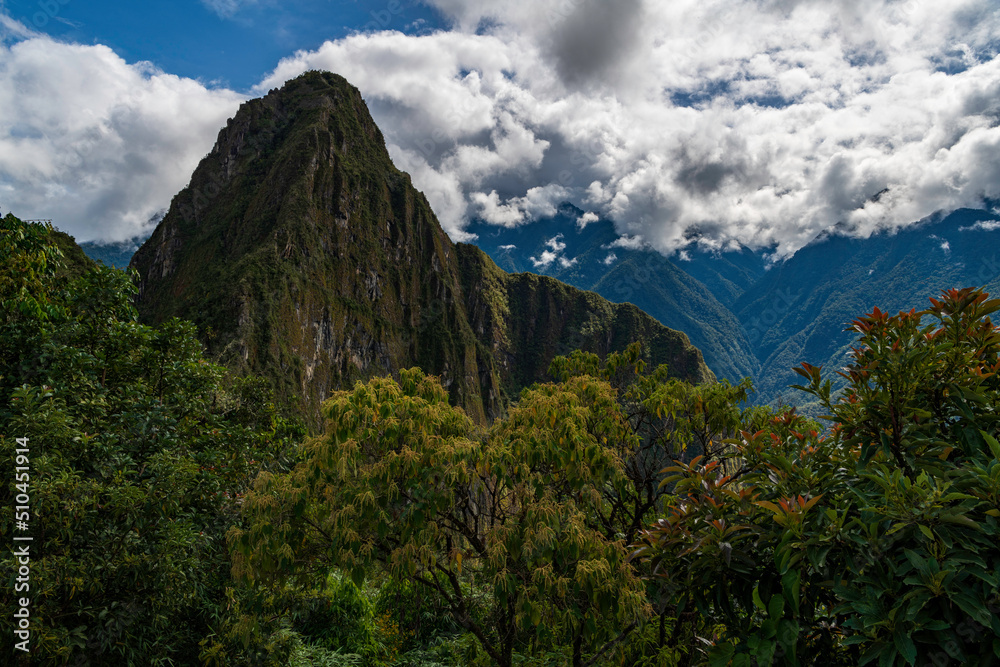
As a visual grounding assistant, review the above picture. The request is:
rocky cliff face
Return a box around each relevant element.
[456,244,710,395]
[130,71,711,427]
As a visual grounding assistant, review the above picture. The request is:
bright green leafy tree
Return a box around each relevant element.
[551,345,753,662]
[232,367,657,667]
[232,342,754,667]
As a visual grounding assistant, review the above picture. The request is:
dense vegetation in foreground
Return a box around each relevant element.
[2,215,999,666]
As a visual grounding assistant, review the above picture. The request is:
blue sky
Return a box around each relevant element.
[1,0,445,90]
[1,0,999,256]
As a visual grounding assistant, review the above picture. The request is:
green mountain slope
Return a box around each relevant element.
[457,243,711,397]
[735,208,1000,407]
[50,228,96,279]
[129,71,711,427]
[466,207,761,384]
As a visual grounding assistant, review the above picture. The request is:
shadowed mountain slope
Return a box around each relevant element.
[735,208,1000,407]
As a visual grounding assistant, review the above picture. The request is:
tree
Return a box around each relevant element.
[552,344,753,661]
[0,214,66,403]
[794,288,1000,666]
[549,344,752,545]
[232,367,655,667]
[0,216,299,665]
[633,288,1000,666]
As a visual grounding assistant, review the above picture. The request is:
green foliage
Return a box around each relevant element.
[373,576,469,651]
[548,344,751,548]
[231,343,747,667]
[232,365,659,667]
[10,212,1000,667]
[634,287,1000,666]
[0,213,63,319]
[794,288,1000,666]
[0,215,301,665]
[0,214,67,402]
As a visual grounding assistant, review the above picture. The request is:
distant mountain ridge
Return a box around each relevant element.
[467,204,764,385]
[466,205,1000,408]
[79,234,151,269]
[127,71,711,427]
[734,207,1000,406]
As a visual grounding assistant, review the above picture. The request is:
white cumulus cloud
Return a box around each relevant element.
[558,255,577,268]
[470,184,568,228]
[255,0,1000,257]
[6,0,1000,256]
[607,235,645,250]
[529,250,558,268]
[545,234,566,252]
[959,219,1000,231]
[577,211,599,229]
[0,25,244,241]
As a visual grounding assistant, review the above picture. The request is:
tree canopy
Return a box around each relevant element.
[1,215,301,665]
[3,214,998,666]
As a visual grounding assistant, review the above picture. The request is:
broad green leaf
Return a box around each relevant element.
[782,570,801,611]
[768,594,785,621]
[893,629,917,666]
[982,431,1000,461]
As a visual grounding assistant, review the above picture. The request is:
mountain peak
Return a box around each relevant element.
[130,71,710,427]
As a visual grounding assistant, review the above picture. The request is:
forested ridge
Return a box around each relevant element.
[3,214,999,665]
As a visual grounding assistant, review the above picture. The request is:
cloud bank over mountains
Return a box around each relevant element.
[261,0,1000,257]
[3,0,1000,255]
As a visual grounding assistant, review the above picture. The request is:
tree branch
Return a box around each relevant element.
[582,620,638,667]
